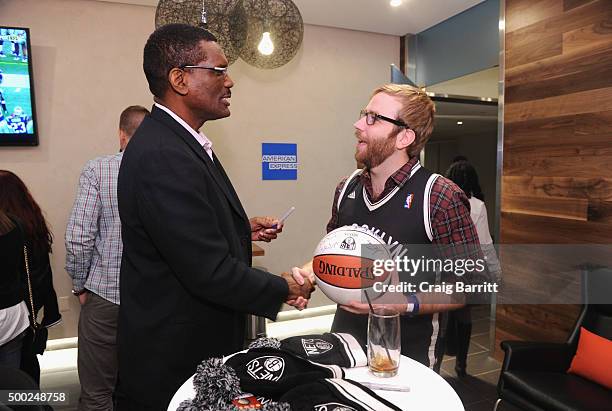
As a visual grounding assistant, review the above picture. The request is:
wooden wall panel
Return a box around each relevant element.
[563,21,612,55]
[501,211,612,243]
[502,194,588,220]
[505,87,612,122]
[503,111,612,162]
[505,133,612,158]
[505,50,612,102]
[506,45,612,88]
[496,305,581,344]
[506,0,610,50]
[497,0,612,359]
[505,33,562,69]
[503,154,612,178]
[506,0,564,32]
[564,0,598,12]
[589,200,612,223]
[502,176,612,201]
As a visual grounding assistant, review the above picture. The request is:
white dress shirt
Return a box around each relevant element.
[154,102,214,161]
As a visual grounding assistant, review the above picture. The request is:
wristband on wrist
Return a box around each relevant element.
[406,294,420,316]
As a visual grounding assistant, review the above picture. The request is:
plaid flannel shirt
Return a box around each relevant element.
[65,152,123,304]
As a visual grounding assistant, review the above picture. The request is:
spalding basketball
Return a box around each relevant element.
[313,225,393,305]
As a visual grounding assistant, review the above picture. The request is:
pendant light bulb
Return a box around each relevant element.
[258,31,274,55]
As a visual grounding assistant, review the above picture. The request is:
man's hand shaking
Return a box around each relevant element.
[282,267,316,311]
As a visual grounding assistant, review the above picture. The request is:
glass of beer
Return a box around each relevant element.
[368,307,400,377]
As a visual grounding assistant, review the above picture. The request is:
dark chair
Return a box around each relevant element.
[0,365,46,410]
[495,267,612,411]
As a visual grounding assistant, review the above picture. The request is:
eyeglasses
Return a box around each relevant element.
[180,65,228,77]
[359,110,409,128]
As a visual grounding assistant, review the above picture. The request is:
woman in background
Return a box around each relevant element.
[0,210,30,369]
[0,170,61,384]
[445,160,501,377]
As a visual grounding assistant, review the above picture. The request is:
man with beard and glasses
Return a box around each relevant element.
[301,84,481,372]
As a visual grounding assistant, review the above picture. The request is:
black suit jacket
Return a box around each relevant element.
[116,106,288,410]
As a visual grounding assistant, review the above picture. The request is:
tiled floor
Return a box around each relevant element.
[440,306,521,411]
[39,306,523,411]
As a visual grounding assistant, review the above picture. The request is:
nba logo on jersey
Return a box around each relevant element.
[404,193,414,209]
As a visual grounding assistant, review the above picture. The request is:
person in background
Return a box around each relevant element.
[65,105,149,411]
[445,159,501,377]
[0,69,12,133]
[0,170,62,384]
[0,210,30,370]
[0,69,7,114]
[0,110,11,133]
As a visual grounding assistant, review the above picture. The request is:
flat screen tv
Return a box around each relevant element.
[0,26,38,146]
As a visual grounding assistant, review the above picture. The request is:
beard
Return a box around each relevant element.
[355,131,397,169]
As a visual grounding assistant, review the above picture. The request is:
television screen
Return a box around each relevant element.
[0,26,38,146]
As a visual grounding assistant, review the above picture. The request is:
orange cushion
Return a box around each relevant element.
[568,327,612,389]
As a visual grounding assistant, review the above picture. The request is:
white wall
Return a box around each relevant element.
[0,0,399,337]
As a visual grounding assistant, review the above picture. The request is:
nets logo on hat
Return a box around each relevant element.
[314,403,357,411]
[301,338,334,356]
[246,356,285,381]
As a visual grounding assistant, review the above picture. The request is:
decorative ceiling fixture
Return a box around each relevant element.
[155,0,303,69]
[155,0,247,64]
[390,0,402,7]
[240,0,304,69]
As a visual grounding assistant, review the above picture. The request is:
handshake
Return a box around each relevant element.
[282,267,316,311]
[250,216,315,311]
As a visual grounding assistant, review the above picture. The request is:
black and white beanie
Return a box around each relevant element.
[225,347,344,400]
[248,333,367,368]
[280,333,367,368]
[176,357,289,411]
[176,357,400,411]
[280,379,402,411]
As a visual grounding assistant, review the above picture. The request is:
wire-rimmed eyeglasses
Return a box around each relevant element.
[180,65,228,76]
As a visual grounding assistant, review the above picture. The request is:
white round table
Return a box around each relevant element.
[168,354,463,410]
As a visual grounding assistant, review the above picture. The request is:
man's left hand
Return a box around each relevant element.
[250,216,282,242]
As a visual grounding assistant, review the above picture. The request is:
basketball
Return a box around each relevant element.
[312,225,393,305]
